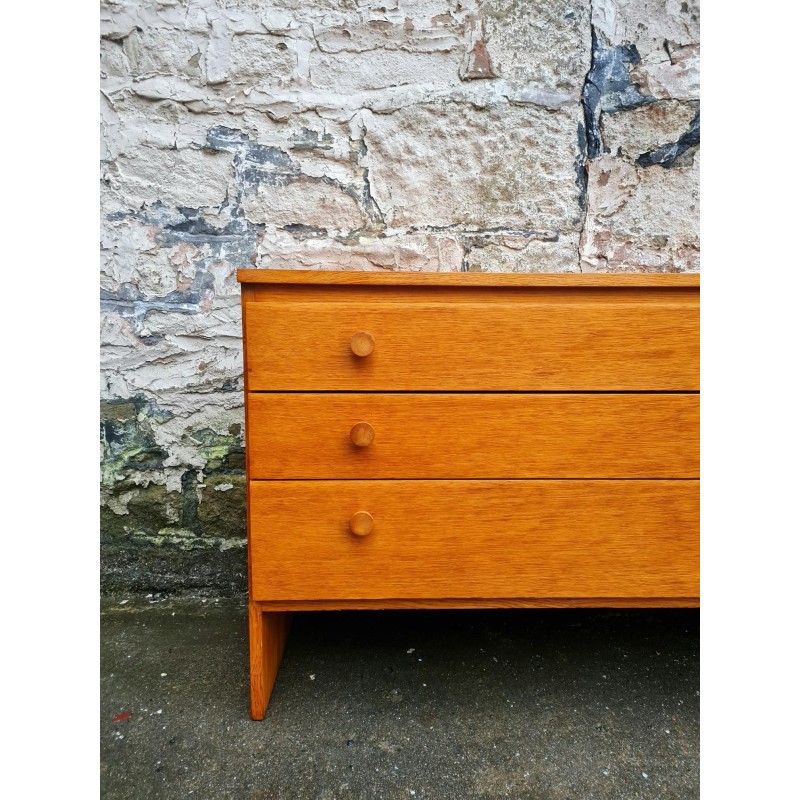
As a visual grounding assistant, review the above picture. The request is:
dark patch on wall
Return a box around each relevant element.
[206,125,372,233]
[100,201,261,345]
[361,166,385,226]
[100,542,246,596]
[100,399,248,592]
[464,231,560,248]
[198,476,246,538]
[206,125,299,193]
[184,427,245,473]
[101,395,172,487]
[313,173,370,215]
[289,127,334,151]
[168,207,242,238]
[123,444,169,471]
[636,110,700,168]
[180,469,201,533]
[101,484,182,543]
[350,126,385,228]
[101,397,245,513]
[100,267,217,328]
[106,210,133,222]
[408,224,559,239]
[283,223,329,240]
[101,466,248,595]
[574,121,588,212]
[220,377,242,394]
[206,126,293,168]
[582,29,654,158]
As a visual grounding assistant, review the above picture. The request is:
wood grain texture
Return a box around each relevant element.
[258,597,700,611]
[249,480,699,601]
[245,300,699,390]
[248,602,291,721]
[247,393,699,479]
[238,269,700,288]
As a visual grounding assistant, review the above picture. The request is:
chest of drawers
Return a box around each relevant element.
[237,269,699,720]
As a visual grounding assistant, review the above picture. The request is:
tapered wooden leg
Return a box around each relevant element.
[249,601,291,720]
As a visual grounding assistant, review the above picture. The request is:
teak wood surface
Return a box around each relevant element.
[237,269,699,288]
[244,300,698,391]
[248,602,290,721]
[238,270,700,718]
[249,480,699,601]
[247,392,698,479]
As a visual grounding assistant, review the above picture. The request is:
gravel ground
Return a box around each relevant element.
[101,598,699,799]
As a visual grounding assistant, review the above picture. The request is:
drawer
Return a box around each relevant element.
[247,393,699,479]
[244,298,698,391]
[249,480,699,601]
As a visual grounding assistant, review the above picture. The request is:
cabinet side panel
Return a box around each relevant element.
[241,284,256,597]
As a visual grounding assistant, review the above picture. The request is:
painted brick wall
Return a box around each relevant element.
[100,0,700,593]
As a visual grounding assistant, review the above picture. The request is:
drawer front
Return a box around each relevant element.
[244,298,699,391]
[249,481,699,601]
[247,393,699,479]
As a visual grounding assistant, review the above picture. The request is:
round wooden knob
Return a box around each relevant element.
[350,511,373,537]
[350,422,374,447]
[350,331,375,357]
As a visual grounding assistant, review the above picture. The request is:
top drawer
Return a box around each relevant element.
[244,294,698,391]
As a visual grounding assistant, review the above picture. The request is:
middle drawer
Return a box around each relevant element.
[248,393,698,479]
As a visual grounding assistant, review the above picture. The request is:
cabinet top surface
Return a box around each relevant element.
[237,269,699,288]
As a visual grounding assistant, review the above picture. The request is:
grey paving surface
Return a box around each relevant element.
[101,598,699,799]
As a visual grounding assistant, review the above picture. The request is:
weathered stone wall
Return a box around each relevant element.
[100,0,700,593]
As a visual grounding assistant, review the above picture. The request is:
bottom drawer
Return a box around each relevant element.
[249,481,698,602]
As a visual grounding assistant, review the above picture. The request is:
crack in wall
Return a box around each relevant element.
[636,109,700,168]
[582,29,655,158]
[576,1,597,274]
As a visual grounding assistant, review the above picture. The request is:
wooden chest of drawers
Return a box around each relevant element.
[237,269,699,719]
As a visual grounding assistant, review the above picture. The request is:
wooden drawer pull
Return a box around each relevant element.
[350,422,375,447]
[350,331,375,357]
[349,511,374,537]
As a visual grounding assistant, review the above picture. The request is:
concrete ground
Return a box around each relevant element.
[101,598,699,799]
